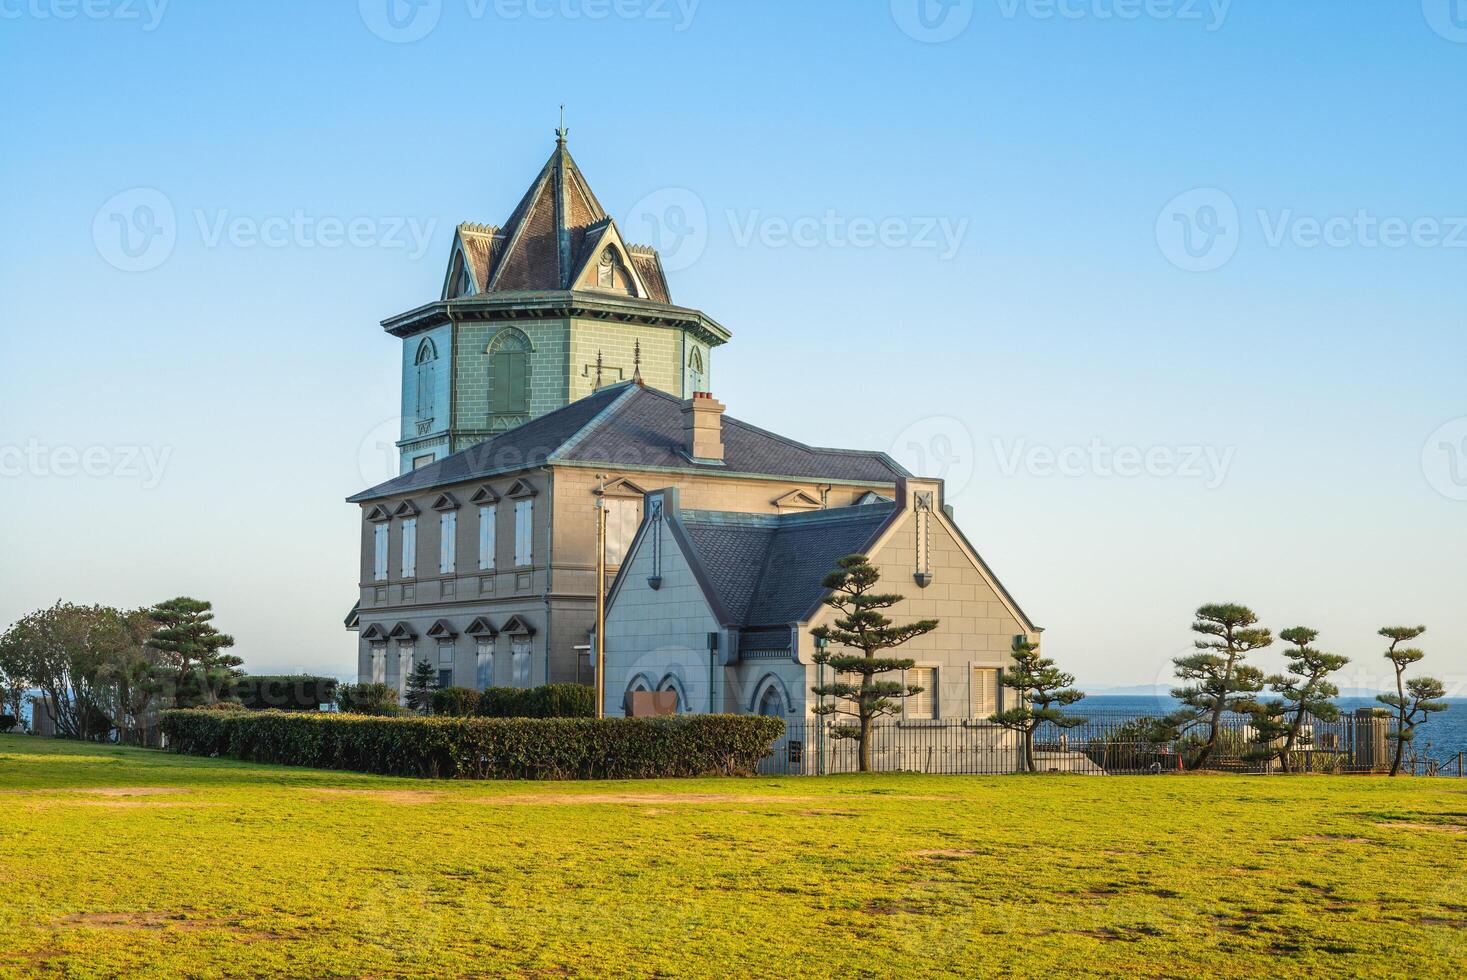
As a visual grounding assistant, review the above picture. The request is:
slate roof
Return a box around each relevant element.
[678,503,899,632]
[348,382,908,502]
[444,137,674,302]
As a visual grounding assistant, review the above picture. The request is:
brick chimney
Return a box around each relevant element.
[681,391,726,462]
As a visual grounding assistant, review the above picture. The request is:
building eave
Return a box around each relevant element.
[381,292,731,347]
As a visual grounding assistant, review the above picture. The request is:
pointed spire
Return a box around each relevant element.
[633,339,644,385]
[556,104,568,146]
[595,350,604,389]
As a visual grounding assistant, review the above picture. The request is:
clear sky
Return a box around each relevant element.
[2,0,1464,691]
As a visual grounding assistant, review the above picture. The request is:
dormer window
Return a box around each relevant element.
[597,247,615,288]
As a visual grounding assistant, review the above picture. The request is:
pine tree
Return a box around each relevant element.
[145,597,241,707]
[809,555,939,772]
[989,638,1085,773]
[1249,627,1348,773]
[405,658,438,715]
[1376,626,1449,777]
[1169,603,1271,770]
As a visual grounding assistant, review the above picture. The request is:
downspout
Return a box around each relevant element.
[540,464,554,685]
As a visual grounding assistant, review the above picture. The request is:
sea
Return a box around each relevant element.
[1080,694,1467,760]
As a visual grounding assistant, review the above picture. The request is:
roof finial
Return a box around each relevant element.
[633,339,643,385]
[595,349,603,388]
[556,104,568,146]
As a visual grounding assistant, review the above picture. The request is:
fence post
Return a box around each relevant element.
[1352,707,1390,773]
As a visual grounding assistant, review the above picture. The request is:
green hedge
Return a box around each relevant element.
[235,675,338,711]
[159,710,784,780]
[430,687,481,717]
[474,684,596,719]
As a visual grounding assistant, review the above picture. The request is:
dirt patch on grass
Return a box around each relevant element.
[53,912,278,939]
[313,788,448,804]
[75,787,188,797]
[311,789,831,807]
[1378,821,1467,834]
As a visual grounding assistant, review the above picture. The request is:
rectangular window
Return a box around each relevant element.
[514,499,533,567]
[907,667,937,720]
[511,640,531,687]
[603,497,641,566]
[971,667,1000,718]
[400,518,417,579]
[373,523,389,581]
[476,640,494,689]
[370,643,386,684]
[439,511,456,574]
[413,454,435,470]
[491,351,529,414]
[436,640,454,691]
[396,643,414,697]
[478,505,496,570]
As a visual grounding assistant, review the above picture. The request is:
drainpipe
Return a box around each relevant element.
[540,465,554,686]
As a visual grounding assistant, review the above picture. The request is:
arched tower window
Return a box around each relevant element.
[757,684,786,718]
[686,346,706,394]
[415,338,438,422]
[488,328,533,419]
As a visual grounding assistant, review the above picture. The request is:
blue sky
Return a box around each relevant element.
[2,0,1464,689]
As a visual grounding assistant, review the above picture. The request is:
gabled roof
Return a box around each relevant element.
[348,382,908,503]
[429,137,675,304]
[674,504,899,629]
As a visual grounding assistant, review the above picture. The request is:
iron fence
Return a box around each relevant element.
[757,710,1462,777]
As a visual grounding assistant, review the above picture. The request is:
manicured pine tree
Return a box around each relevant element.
[809,554,939,773]
[989,638,1086,773]
[1169,603,1271,770]
[1249,627,1348,773]
[145,597,241,707]
[1376,626,1449,777]
[404,658,438,715]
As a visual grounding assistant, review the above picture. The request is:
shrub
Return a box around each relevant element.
[197,700,248,712]
[0,714,16,734]
[474,684,596,719]
[236,675,338,711]
[431,687,481,717]
[335,683,404,717]
[159,710,785,780]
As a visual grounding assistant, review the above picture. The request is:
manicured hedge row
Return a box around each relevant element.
[235,675,338,711]
[159,709,784,780]
[474,684,596,719]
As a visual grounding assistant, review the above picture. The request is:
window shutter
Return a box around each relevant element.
[493,352,529,414]
[440,512,456,574]
[479,505,496,570]
[401,519,417,578]
[971,667,999,717]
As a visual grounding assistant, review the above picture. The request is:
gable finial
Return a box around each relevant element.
[633,339,643,385]
[595,349,603,388]
[556,104,568,146]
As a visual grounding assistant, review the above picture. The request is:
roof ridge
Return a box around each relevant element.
[547,383,642,463]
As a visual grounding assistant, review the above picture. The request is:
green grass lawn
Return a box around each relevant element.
[1,735,1465,978]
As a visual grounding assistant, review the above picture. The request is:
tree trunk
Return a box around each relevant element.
[1281,705,1309,775]
[858,713,872,773]
[1388,670,1407,777]
[1022,726,1036,773]
[1389,725,1406,777]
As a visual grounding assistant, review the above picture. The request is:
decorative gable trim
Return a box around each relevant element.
[426,619,458,639]
[773,489,822,511]
[469,485,500,505]
[570,220,651,299]
[366,504,393,523]
[361,623,388,641]
[431,492,460,512]
[392,500,420,518]
[500,614,536,636]
[344,602,360,630]
[597,477,649,498]
[465,617,498,638]
[388,621,417,640]
[505,479,537,499]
